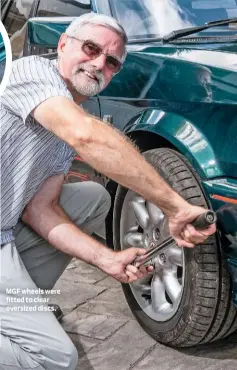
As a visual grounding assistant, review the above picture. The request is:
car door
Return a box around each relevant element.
[1,0,36,59]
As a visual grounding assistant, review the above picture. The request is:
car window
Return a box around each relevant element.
[36,0,91,17]
[3,0,33,37]
[1,0,10,17]
[3,0,34,59]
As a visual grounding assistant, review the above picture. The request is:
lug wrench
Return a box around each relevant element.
[132,210,217,268]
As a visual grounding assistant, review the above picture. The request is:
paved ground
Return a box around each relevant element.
[49,258,237,370]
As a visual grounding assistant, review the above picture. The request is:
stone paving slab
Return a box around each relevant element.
[68,333,102,358]
[63,310,128,340]
[49,279,106,314]
[132,345,216,370]
[132,338,237,370]
[95,275,121,288]
[57,259,237,370]
[76,321,156,370]
[78,286,135,320]
[63,259,107,284]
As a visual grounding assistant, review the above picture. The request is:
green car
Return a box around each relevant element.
[0,32,6,83]
[17,0,237,348]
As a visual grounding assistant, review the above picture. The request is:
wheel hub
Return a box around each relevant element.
[120,191,185,322]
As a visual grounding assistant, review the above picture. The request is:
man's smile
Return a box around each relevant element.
[78,68,98,83]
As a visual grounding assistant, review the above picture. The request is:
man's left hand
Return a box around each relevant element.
[103,248,153,283]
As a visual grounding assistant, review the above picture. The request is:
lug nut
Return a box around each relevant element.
[159,253,166,263]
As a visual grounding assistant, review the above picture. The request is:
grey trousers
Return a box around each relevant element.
[0,181,111,370]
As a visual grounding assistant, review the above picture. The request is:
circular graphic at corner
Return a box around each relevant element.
[0,21,12,95]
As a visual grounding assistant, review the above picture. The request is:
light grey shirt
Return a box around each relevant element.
[1,55,75,245]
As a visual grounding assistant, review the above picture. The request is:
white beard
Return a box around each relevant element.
[70,64,106,96]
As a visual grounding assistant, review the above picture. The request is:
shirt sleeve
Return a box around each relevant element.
[2,55,73,123]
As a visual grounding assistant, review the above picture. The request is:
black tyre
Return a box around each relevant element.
[113,148,237,347]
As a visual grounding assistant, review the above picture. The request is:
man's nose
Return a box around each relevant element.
[91,54,107,71]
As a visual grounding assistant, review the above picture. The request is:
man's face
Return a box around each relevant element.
[57,24,125,97]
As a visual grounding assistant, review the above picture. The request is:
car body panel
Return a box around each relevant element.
[0,33,6,83]
[99,48,237,179]
[0,33,6,63]
[27,17,74,48]
[127,113,224,179]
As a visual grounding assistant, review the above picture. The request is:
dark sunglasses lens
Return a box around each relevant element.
[82,41,101,57]
[106,56,122,73]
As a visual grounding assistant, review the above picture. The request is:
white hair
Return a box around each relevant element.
[65,12,128,62]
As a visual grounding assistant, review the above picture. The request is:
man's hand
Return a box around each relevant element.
[100,248,153,283]
[168,205,216,248]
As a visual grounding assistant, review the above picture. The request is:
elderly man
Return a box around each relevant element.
[0,13,215,370]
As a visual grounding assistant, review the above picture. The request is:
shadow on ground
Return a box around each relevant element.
[179,332,237,360]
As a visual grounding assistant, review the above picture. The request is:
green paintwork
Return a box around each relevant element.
[0,33,6,63]
[28,19,71,48]
[128,111,224,179]
[104,48,237,180]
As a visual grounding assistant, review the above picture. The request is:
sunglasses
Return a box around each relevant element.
[68,36,123,74]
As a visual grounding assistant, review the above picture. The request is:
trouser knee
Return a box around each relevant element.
[60,182,111,234]
[46,338,78,370]
[84,183,111,234]
[64,342,79,370]
[93,183,111,217]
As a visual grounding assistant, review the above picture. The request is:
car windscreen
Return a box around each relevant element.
[109,0,237,41]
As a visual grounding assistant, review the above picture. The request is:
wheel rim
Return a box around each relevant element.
[120,190,185,322]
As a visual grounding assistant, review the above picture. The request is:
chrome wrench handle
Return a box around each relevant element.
[133,237,176,268]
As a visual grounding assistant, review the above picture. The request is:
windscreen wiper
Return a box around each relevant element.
[162,17,237,43]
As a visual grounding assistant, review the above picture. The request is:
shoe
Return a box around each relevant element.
[49,304,64,322]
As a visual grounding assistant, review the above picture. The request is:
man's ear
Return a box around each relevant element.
[57,33,68,57]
